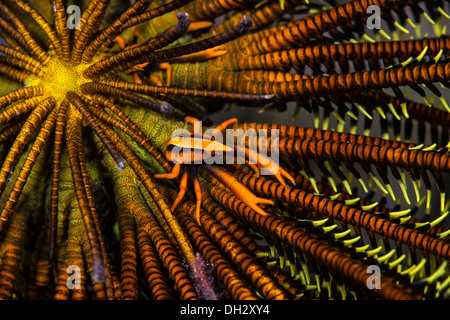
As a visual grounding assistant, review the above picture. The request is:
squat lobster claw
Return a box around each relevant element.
[154,117,294,223]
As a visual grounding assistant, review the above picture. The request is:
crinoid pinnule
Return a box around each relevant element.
[0,0,449,301]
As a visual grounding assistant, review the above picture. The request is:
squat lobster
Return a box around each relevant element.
[154,117,295,223]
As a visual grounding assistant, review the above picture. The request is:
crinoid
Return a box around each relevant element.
[0,0,450,301]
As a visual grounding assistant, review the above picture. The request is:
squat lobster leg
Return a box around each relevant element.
[204,165,274,217]
[185,116,238,139]
[237,145,295,186]
[212,117,238,134]
[154,163,181,179]
[191,166,202,223]
[170,168,189,213]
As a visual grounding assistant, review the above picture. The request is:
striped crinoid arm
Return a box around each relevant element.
[0,98,55,201]
[0,87,43,109]
[65,107,107,285]
[81,0,201,64]
[85,82,175,114]
[103,152,198,300]
[175,200,288,300]
[79,95,172,172]
[206,119,450,297]
[176,202,259,299]
[80,0,152,63]
[234,121,450,212]
[83,12,191,77]
[240,57,450,99]
[70,0,111,64]
[0,55,43,79]
[52,143,120,300]
[83,13,254,78]
[0,1,50,64]
[335,89,450,147]
[237,36,450,73]
[150,1,450,126]
[50,0,71,61]
[198,2,286,38]
[117,205,139,300]
[5,0,63,56]
[49,102,68,265]
[100,122,203,268]
[136,222,176,300]
[207,181,431,300]
[123,0,192,27]
[0,133,51,300]
[79,151,120,300]
[66,92,125,170]
[0,43,43,69]
[0,104,60,233]
[242,0,450,53]
[182,0,266,22]
[241,0,398,52]
[24,218,54,299]
[0,212,34,300]
[231,57,450,131]
[56,197,110,300]
[200,149,450,296]
[82,80,274,102]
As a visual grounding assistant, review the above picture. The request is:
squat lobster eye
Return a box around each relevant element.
[155,117,294,224]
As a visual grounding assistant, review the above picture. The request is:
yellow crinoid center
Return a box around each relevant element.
[25,57,92,103]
